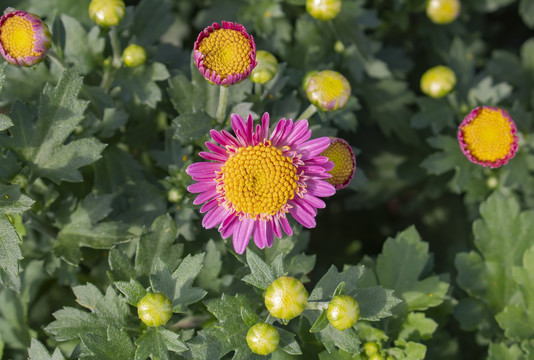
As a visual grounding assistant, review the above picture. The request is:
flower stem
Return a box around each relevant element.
[216,86,229,123]
[297,104,318,120]
[109,27,122,69]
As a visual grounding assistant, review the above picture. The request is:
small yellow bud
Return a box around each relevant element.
[123,44,147,68]
[89,0,126,27]
[137,293,173,327]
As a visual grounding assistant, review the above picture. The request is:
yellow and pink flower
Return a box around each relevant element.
[457,106,518,168]
[0,8,51,66]
[320,137,356,190]
[193,21,257,86]
[186,113,336,254]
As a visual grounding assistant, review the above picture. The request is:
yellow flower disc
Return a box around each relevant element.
[320,138,355,190]
[0,15,40,59]
[198,28,253,81]
[220,144,298,219]
[461,108,515,163]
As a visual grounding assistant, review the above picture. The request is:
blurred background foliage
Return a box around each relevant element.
[0,0,533,359]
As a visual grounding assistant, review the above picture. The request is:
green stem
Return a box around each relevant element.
[297,104,318,120]
[46,50,67,70]
[216,86,229,123]
[109,27,122,69]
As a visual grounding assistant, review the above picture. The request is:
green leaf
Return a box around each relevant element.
[317,326,360,354]
[496,245,534,339]
[488,342,524,360]
[520,0,534,28]
[54,194,133,265]
[398,312,438,341]
[61,15,104,74]
[242,248,276,290]
[114,279,147,306]
[0,184,34,215]
[135,327,187,360]
[167,72,218,116]
[28,339,65,360]
[80,326,136,360]
[467,76,512,106]
[0,62,6,92]
[114,63,170,108]
[172,112,214,143]
[0,68,106,184]
[376,226,449,312]
[456,192,534,312]
[410,98,456,134]
[278,327,302,355]
[0,115,12,132]
[0,216,22,281]
[150,254,206,313]
[46,307,105,342]
[196,239,231,293]
[309,310,330,333]
[135,214,182,275]
[130,0,175,46]
[309,265,400,321]
[203,294,264,360]
[360,79,418,144]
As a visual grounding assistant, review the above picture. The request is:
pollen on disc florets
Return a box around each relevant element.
[320,137,356,190]
[219,142,299,219]
[458,106,518,168]
[0,9,51,66]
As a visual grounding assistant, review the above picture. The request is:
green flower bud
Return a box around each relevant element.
[137,292,172,327]
[306,70,351,111]
[306,0,342,21]
[264,276,308,321]
[326,295,360,330]
[369,354,385,360]
[167,188,183,203]
[246,323,279,355]
[426,0,460,25]
[89,0,125,27]
[250,50,278,84]
[364,342,380,357]
[123,44,147,68]
[420,65,456,98]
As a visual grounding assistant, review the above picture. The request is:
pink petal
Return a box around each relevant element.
[202,206,231,229]
[193,189,219,205]
[200,199,219,213]
[253,220,268,249]
[205,142,228,157]
[186,162,221,180]
[199,151,227,162]
[289,204,316,229]
[233,218,254,254]
[303,193,326,209]
[220,214,238,239]
[187,181,216,194]
[281,119,311,147]
[307,179,336,197]
[279,216,293,236]
[299,137,332,160]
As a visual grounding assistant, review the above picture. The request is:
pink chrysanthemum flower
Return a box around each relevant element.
[193,21,257,86]
[0,8,51,66]
[186,113,336,254]
[458,106,518,168]
[320,137,356,190]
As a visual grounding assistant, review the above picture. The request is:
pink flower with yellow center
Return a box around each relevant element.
[320,137,356,190]
[0,8,51,66]
[458,106,518,168]
[186,113,336,254]
[193,21,257,86]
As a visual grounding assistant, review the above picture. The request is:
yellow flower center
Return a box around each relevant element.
[321,141,354,187]
[319,75,344,104]
[0,15,40,59]
[220,144,298,218]
[198,28,252,80]
[462,108,514,162]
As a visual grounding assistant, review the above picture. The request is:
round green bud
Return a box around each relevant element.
[264,276,308,320]
[369,354,385,360]
[487,176,498,189]
[364,342,380,357]
[250,50,278,84]
[137,292,172,327]
[246,323,279,355]
[334,40,345,53]
[306,0,342,21]
[167,188,183,203]
[426,0,460,25]
[89,0,126,27]
[326,295,360,330]
[420,65,456,98]
[306,70,351,111]
[123,44,147,68]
